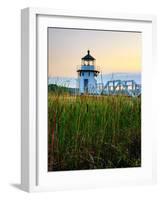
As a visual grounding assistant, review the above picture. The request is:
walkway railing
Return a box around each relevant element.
[98,80,141,97]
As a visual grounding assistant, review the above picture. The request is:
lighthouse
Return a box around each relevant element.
[77,50,100,94]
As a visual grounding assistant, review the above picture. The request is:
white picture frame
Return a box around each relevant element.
[21,7,157,192]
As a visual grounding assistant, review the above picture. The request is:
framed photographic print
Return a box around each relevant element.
[21,8,156,192]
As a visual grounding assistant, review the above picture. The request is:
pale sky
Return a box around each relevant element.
[48,28,141,78]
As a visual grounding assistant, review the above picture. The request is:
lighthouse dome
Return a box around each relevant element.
[81,50,95,61]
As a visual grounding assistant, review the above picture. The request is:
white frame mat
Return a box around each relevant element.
[21,7,156,192]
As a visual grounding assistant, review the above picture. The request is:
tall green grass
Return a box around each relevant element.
[48,93,141,171]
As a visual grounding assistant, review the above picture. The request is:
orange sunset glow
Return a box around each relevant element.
[48,28,141,78]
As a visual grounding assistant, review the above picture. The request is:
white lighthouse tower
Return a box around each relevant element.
[77,50,100,94]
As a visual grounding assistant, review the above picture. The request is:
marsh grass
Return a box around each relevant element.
[48,93,141,171]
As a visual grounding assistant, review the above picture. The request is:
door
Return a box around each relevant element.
[84,79,88,93]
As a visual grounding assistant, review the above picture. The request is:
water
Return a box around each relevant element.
[48,72,141,88]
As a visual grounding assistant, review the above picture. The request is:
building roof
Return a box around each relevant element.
[81,50,95,61]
